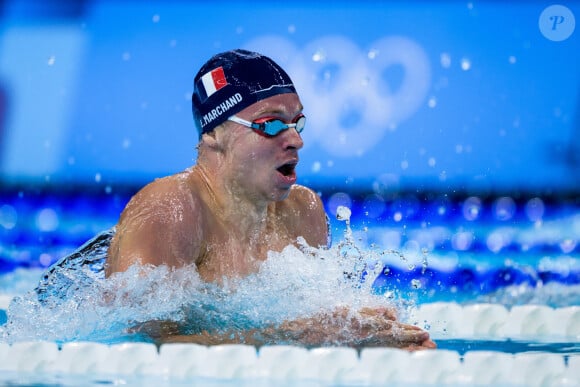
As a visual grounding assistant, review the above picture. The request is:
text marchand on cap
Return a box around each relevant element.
[199,92,242,129]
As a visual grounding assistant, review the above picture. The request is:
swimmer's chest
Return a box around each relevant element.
[196,220,293,282]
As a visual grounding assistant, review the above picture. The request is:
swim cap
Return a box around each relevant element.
[192,49,297,138]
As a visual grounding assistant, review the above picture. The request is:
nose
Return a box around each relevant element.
[281,127,304,150]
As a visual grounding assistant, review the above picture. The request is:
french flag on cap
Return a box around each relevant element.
[199,66,228,100]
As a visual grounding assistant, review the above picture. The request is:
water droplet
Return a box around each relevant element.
[312,50,325,62]
[460,58,471,71]
[336,205,352,221]
[428,96,437,108]
[311,161,321,173]
[440,53,451,68]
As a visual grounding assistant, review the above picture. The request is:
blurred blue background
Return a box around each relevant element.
[1,0,578,194]
[0,0,579,299]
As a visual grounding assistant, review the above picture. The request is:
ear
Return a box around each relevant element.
[201,124,227,151]
[201,131,219,148]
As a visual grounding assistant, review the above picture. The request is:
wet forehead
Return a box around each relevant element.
[242,93,303,119]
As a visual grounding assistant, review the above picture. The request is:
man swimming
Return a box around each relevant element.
[104,49,436,350]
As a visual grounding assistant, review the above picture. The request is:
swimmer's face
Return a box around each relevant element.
[223,93,304,202]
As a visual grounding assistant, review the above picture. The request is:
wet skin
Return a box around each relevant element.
[106,93,436,350]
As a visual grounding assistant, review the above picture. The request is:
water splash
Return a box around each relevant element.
[1,211,416,345]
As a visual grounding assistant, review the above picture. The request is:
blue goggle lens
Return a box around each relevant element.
[255,115,306,136]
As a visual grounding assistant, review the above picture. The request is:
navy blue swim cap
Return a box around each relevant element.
[192,49,297,138]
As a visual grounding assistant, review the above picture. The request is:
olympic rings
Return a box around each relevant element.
[244,35,431,157]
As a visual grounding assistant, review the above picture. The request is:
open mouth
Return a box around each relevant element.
[276,162,297,177]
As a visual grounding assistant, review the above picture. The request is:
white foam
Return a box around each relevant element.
[0,295,14,310]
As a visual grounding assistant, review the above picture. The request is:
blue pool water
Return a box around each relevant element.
[0,188,579,384]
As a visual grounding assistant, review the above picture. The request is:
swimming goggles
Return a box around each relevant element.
[228,114,306,137]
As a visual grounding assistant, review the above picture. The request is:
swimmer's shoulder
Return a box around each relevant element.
[119,170,203,226]
[108,171,204,273]
[286,184,324,210]
[279,184,329,248]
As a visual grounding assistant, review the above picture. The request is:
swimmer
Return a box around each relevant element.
[105,49,436,350]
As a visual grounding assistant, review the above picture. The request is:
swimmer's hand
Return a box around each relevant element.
[272,307,436,351]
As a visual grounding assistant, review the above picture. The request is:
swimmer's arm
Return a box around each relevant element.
[148,307,435,350]
[105,180,202,275]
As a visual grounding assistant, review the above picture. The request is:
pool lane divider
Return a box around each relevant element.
[0,341,578,385]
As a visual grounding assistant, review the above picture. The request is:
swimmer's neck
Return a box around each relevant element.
[192,165,273,234]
